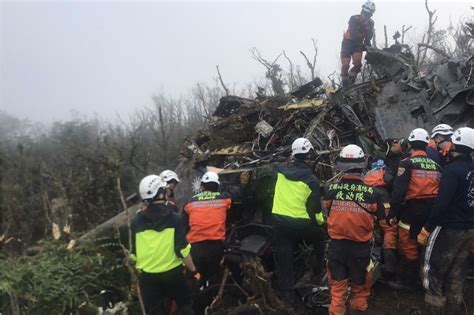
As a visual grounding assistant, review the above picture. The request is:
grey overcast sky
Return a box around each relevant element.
[0,1,471,123]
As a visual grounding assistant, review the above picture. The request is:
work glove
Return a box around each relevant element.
[185,269,201,281]
[122,254,136,267]
[315,212,325,226]
[417,227,430,246]
[385,214,397,226]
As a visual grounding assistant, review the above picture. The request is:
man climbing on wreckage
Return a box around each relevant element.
[340,1,375,88]
[324,144,385,315]
[271,137,326,304]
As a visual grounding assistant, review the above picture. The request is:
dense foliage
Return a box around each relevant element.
[0,240,128,314]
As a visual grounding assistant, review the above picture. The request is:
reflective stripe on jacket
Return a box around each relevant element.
[184,191,231,243]
[424,154,474,231]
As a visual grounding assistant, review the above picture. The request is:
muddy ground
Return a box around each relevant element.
[308,280,474,315]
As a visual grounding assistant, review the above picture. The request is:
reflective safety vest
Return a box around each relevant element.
[184,191,231,243]
[131,203,190,273]
[272,173,313,220]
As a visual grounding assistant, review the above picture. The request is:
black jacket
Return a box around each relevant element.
[426,147,443,167]
[424,154,474,232]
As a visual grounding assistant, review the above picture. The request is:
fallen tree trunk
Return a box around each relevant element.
[79,194,139,242]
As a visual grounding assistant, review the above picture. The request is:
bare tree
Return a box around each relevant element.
[250,47,285,96]
[282,50,298,91]
[299,38,318,81]
[216,65,229,96]
[416,0,438,66]
[401,24,413,45]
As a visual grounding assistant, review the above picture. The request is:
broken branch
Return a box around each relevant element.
[417,43,449,58]
[216,65,229,96]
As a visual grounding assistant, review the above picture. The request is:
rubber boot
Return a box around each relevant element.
[466,256,474,280]
[177,303,194,315]
[280,289,295,305]
[445,303,462,315]
[403,259,420,289]
[424,303,445,315]
[348,73,357,87]
[382,249,397,280]
[388,259,419,291]
[341,75,349,89]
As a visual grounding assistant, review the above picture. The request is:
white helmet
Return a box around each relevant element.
[139,174,166,201]
[362,1,376,14]
[451,127,474,150]
[201,171,220,185]
[431,124,454,138]
[408,128,430,144]
[159,170,180,183]
[291,137,314,156]
[336,144,367,171]
[339,144,365,159]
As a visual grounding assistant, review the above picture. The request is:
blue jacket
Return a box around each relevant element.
[424,154,474,232]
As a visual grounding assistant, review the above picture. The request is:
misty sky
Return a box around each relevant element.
[0,1,470,123]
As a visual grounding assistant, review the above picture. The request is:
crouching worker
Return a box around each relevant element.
[324,145,385,315]
[272,137,325,304]
[418,127,474,315]
[183,171,232,287]
[131,175,196,315]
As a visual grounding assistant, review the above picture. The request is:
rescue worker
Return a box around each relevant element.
[340,1,375,88]
[183,171,232,286]
[384,138,408,179]
[363,159,397,278]
[417,127,474,315]
[324,144,385,315]
[386,128,441,290]
[131,175,195,315]
[427,123,454,167]
[160,170,180,210]
[272,137,325,304]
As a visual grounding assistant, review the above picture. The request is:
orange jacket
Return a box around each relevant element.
[183,191,231,243]
[324,174,383,243]
[363,168,386,187]
[403,151,441,200]
[389,150,441,218]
